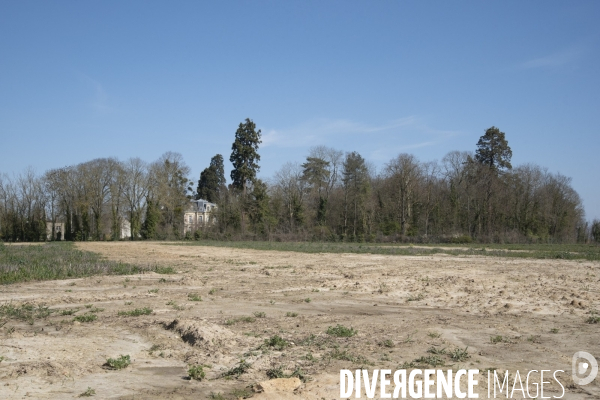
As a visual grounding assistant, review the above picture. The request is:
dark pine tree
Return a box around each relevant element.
[475,126,513,171]
[197,154,226,203]
[230,118,262,195]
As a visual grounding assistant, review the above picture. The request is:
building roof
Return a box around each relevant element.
[187,199,217,212]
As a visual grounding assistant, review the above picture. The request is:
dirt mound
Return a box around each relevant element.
[5,360,76,379]
[252,377,302,399]
[163,318,255,352]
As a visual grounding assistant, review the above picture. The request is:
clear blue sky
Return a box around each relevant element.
[1,1,599,220]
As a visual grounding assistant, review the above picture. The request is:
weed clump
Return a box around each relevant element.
[188,365,206,381]
[188,293,202,301]
[155,266,176,274]
[450,346,470,362]
[266,366,285,379]
[263,335,288,350]
[426,346,446,355]
[490,335,504,344]
[587,315,600,324]
[407,293,424,302]
[414,355,445,367]
[0,302,53,324]
[73,314,97,323]
[78,387,96,397]
[327,324,357,337]
[266,366,309,382]
[118,307,152,316]
[329,348,372,365]
[222,359,251,378]
[105,355,131,370]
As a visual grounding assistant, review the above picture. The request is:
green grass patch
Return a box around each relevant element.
[118,307,152,317]
[187,293,202,301]
[0,242,165,285]
[172,240,600,261]
[0,302,53,324]
[155,266,176,274]
[73,313,97,323]
[225,316,256,325]
[329,348,372,365]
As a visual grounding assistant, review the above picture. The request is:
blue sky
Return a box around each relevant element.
[1,1,599,220]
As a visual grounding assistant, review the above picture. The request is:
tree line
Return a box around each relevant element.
[1,120,598,243]
[0,152,191,241]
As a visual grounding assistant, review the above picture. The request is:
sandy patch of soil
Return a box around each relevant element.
[0,241,598,399]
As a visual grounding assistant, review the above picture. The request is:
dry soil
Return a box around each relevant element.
[0,242,598,399]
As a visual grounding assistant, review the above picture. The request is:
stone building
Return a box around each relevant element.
[184,199,217,233]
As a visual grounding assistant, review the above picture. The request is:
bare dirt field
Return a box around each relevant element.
[0,242,599,399]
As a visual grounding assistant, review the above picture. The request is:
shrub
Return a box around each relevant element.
[264,335,288,350]
[188,365,206,381]
[326,324,357,337]
[222,359,251,377]
[266,366,285,379]
[450,346,470,362]
[105,355,130,370]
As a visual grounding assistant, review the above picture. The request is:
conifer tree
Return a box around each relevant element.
[475,126,513,170]
[230,119,261,195]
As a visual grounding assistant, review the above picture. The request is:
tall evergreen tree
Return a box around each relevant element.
[301,157,330,197]
[210,154,226,188]
[247,179,274,235]
[475,126,513,170]
[591,219,600,243]
[302,157,330,225]
[196,154,225,202]
[141,199,160,239]
[342,152,370,238]
[230,118,262,195]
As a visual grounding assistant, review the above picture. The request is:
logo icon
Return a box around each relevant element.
[572,351,598,386]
